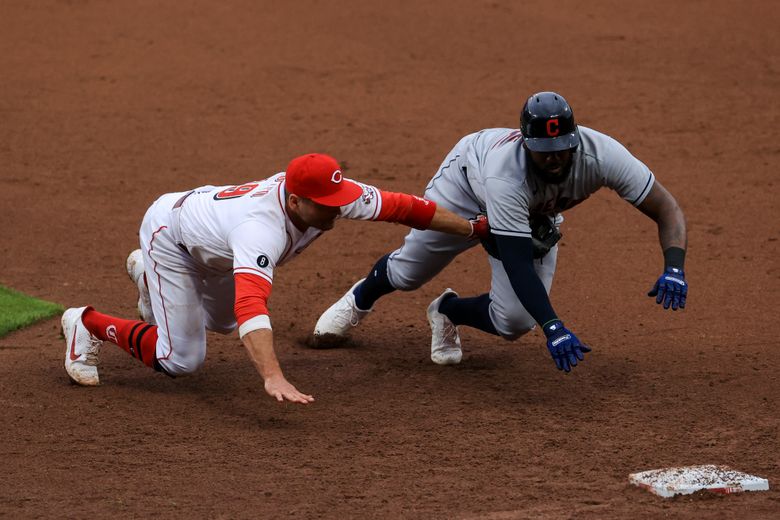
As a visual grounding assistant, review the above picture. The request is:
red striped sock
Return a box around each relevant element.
[82,308,158,368]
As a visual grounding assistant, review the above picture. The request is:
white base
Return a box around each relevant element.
[629,465,769,498]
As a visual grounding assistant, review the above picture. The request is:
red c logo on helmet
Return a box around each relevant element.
[331,170,343,183]
[546,119,560,137]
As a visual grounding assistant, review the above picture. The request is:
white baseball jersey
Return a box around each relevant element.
[171,173,384,284]
[139,172,433,375]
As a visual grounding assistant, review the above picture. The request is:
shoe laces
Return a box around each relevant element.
[342,301,362,328]
[441,320,458,346]
[84,336,102,366]
[350,304,364,327]
[334,296,365,328]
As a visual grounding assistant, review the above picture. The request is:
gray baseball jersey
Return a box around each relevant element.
[459,125,655,237]
[385,125,657,337]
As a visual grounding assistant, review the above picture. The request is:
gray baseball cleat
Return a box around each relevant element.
[427,288,462,365]
[313,279,372,344]
[126,249,156,325]
[62,306,102,386]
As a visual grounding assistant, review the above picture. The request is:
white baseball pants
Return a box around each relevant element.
[138,193,237,375]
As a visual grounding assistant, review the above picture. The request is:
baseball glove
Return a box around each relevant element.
[480,214,561,259]
[529,214,561,259]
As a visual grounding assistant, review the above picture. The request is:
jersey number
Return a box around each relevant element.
[214,183,259,200]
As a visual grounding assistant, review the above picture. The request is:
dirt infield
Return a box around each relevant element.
[1,1,778,518]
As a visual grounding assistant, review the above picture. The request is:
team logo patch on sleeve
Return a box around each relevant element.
[361,186,375,205]
[257,255,270,268]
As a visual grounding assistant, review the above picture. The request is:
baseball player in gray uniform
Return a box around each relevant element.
[314,91,688,372]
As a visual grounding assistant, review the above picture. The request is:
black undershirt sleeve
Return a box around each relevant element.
[494,234,558,327]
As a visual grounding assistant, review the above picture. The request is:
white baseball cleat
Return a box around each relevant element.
[313,279,372,341]
[126,249,156,325]
[428,289,462,365]
[62,307,102,386]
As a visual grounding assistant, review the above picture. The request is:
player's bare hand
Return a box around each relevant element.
[264,375,315,404]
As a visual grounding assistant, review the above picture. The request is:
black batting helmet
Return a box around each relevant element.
[521,92,580,152]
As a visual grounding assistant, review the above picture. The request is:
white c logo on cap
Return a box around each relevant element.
[331,170,343,183]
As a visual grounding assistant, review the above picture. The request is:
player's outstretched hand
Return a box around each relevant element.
[542,320,591,373]
[648,267,687,310]
[264,375,315,404]
[468,214,490,240]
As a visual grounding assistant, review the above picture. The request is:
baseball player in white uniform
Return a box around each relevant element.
[314,92,688,372]
[60,153,489,403]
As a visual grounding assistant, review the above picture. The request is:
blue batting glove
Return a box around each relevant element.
[542,320,592,373]
[648,267,687,310]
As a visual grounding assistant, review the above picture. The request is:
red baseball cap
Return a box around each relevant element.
[285,153,363,207]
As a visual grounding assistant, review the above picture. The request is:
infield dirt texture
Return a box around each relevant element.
[1,1,778,518]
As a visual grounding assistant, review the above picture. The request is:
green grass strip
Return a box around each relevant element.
[0,286,63,338]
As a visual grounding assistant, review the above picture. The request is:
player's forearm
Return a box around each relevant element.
[427,205,473,236]
[505,264,558,326]
[495,235,559,326]
[656,204,687,252]
[241,327,284,381]
[650,192,688,271]
[637,181,687,253]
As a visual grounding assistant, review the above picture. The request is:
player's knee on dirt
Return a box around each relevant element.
[205,318,237,335]
[207,324,237,335]
[156,347,207,376]
[489,304,536,340]
[497,324,535,341]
